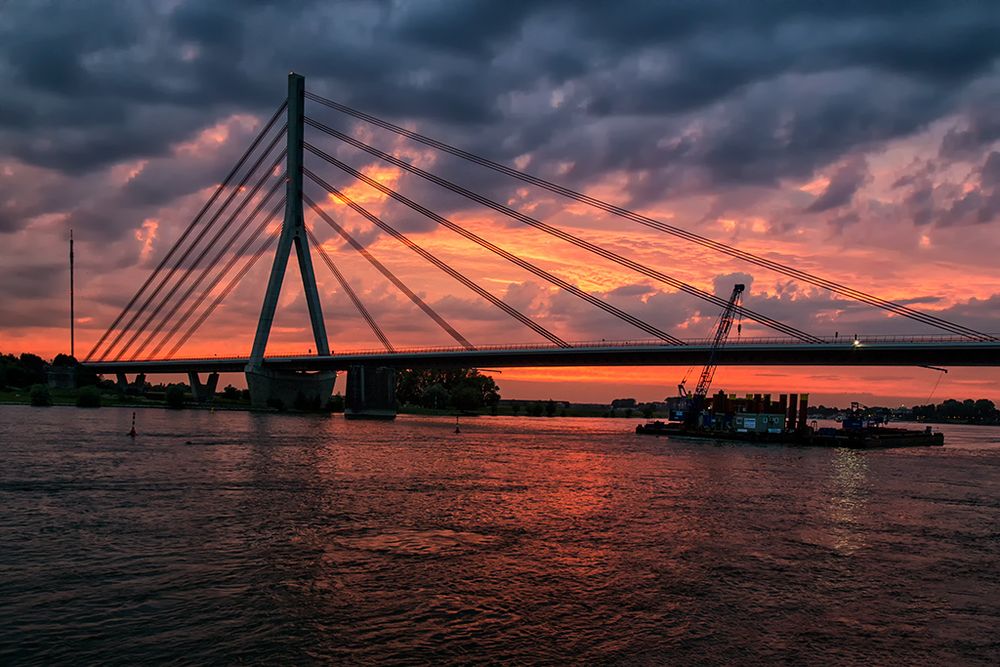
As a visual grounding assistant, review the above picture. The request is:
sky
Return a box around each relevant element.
[0,0,998,406]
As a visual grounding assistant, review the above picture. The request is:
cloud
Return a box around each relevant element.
[0,0,998,388]
[805,157,870,213]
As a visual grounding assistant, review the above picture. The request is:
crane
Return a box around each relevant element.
[678,283,744,424]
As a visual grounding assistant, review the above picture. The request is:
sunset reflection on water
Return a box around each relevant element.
[1,408,998,664]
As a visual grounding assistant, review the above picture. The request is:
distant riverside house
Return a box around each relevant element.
[611,398,637,409]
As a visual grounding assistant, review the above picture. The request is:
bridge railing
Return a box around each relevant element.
[308,333,995,357]
[89,333,998,365]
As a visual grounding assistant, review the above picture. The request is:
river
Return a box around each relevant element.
[1,405,998,664]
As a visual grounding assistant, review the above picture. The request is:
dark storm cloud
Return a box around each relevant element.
[938,150,1000,226]
[805,158,870,213]
[2,0,1000,340]
[3,0,997,177]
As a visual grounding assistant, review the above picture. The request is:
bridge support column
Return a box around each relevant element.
[188,372,219,403]
[116,373,146,395]
[344,365,396,420]
[244,73,335,412]
[245,367,336,411]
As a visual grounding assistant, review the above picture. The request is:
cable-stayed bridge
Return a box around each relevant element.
[81,74,1000,416]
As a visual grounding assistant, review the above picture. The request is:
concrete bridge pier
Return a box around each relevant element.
[344,365,396,420]
[187,372,220,403]
[245,366,336,410]
[116,373,146,395]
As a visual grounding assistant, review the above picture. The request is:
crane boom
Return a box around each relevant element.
[694,283,745,398]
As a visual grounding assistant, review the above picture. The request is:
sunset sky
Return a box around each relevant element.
[1,1,998,405]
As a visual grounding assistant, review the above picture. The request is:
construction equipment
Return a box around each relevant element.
[672,283,745,424]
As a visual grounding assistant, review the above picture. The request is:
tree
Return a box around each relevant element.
[451,385,482,412]
[974,399,997,422]
[545,399,557,417]
[165,384,186,409]
[397,368,500,409]
[51,354,77,367]
[0,353,47,388]
[221,384,241,400]
[420,383,450,409]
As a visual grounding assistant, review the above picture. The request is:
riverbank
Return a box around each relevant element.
[0,389,662,418]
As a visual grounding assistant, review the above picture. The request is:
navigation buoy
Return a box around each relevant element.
[128,412,137,438]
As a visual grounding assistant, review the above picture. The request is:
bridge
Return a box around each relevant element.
[81,74,999,417]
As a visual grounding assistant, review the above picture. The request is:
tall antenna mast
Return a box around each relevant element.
[70,229,75,358]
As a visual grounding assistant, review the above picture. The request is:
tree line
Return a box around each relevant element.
[396,368,500,412]
[808,398,999,425]
[911,398,999,424]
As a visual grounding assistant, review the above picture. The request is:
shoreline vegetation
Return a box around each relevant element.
[2,351,998,424]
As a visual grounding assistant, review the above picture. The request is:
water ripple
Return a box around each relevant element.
[0,406,998,664]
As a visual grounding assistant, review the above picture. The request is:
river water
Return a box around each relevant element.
[0,405,998,664]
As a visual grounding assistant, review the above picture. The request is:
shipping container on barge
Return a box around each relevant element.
[636,394,943,448]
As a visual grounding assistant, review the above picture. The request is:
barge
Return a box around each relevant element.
[635,420,942,448]
[636,393,943,448]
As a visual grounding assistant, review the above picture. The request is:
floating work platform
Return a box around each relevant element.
[635,421,944,448]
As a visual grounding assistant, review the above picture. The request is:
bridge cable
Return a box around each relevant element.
[156,196,286,359]
[301,183,570,348]
[137,178,287,359]
[165,206,285,360]
[105,133,286,360]
[154,196,287,359]
[85,101,288,361]
[303,196,474,350]
[303,141,815,342]
[304,92,993,341]
[113,144,288,361]
[128,173,285,359]
[303,139,683,345]
[306,227,395,353]
[304,124,817,342]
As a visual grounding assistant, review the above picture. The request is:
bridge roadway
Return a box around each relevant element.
[83,336,1000,375]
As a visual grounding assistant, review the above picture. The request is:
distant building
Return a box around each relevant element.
[611,398,637,409]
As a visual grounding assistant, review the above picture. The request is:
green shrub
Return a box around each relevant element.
[29,384,52,407]
[165,384,186,409]
[76,386,101,408]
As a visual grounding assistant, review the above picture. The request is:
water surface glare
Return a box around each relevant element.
[1,406,998,664]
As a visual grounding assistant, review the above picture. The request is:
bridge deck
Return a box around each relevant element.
[82,336,1000,374]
